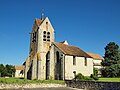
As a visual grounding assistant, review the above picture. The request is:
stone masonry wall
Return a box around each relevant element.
[65,80,120,90]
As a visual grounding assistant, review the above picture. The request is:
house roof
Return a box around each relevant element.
[87,52,104,60]
[15,66,25,70]
[35,18,43,26]
[53,42,91,58]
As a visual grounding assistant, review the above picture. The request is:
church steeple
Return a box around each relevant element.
[41,9,44,20]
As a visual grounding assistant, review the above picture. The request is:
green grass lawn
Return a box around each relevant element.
[0,77,120,84]
[98,78,120,82]
[0,77,64,84]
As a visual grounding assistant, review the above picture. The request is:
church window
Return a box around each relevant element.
[43,31,46,34]
[73,56,76,65]
[43,31,46,41]
[46,22,48,31]
[47,32,50,41]
[43,35,46,37]
[47,36,50,38]
[43,39,46,41]
[84,57,87,66]
[47,32,50,35]
[32,32,36,42]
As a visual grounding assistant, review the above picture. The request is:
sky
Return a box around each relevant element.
[0,0,120,65]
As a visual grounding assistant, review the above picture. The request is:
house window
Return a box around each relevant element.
[73,56,76,65]
[47,32,50,41]
[84,57,87,66]
[43,31,46,41]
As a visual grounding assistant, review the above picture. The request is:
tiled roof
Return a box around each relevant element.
[35,18,43,26]
[15,66,25,70]
[87,52,104,60]
[53,42,91,58]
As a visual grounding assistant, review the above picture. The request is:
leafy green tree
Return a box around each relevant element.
[5,64,15,77]
[101,42,120,77]
[0,64,6,77]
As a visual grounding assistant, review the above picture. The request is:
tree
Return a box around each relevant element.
[0,64,6,77]
[118,49,120,63]
[5,64,15,77]
[101,42,120,66]
[101,42,120,77]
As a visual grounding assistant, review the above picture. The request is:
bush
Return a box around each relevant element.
[75,73,84,80]
[84,76,93,80]
[74,73,98,81]
[90,74,99,80]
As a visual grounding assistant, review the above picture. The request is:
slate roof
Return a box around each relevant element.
[87,52,104,60]
[53,42,91,58]
[15,66,25,70]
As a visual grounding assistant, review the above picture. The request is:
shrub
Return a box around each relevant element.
[75,73,84,80]
[84,76,93,80]
[90,74,99,80]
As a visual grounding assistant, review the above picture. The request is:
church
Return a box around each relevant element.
[17,13,104,80]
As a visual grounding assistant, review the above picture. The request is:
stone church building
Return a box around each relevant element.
[22,14,103,80]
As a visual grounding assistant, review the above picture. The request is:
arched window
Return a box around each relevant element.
[47,32,50,41]
[43,31,46,34]
[43,31,46,41]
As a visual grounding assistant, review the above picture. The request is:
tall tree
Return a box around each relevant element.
[101,42,120,66]
[118,49,120,63]
[101,42,120,77]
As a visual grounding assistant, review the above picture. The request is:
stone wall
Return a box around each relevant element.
[65,80,120,90]
[0,83,66,89]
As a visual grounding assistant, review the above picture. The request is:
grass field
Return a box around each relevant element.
[98,78,120,82]
[0,77,120,84]
[0,78,64,84]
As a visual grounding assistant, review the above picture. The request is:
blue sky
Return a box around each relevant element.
[0,0,120,65]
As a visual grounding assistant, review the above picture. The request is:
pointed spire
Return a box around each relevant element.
[41,9,44,20]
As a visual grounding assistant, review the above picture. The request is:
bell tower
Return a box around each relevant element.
[25,11,55,80]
